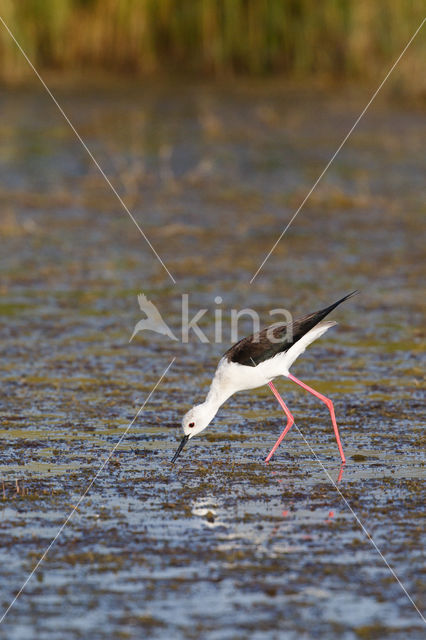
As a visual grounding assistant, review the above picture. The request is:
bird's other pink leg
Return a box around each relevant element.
[265,382,294,463]
[287,373,346,464]
[336,463,345,484]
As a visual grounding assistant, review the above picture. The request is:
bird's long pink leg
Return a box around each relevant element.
[265,382,294,463]
[287,373,346,464]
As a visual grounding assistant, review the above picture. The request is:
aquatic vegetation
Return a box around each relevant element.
[0,1,424,97]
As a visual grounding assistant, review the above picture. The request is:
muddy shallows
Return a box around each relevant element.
[0,83,424,639]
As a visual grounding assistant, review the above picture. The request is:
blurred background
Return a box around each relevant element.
[0,0,425,97]
[0,3,425,640]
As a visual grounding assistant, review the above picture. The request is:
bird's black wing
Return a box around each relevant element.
[223,291,357,367]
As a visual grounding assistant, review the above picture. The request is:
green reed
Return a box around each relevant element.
[0,0,424,93]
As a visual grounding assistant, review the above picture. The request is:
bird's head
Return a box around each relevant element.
[171,403,215,463]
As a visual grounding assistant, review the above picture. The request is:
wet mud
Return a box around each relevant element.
[0,82,424,639]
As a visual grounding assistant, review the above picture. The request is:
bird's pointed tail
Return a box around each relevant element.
[320,290,359,316]
[303,290,359,329]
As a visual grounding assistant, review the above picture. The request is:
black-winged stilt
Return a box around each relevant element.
[171,291,357,464]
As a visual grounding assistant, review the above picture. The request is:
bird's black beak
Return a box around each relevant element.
[171,435,189,464]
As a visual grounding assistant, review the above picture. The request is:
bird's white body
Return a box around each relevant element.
[183,321,336,439]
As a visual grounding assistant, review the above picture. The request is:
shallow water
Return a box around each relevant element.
[0,82,425,639]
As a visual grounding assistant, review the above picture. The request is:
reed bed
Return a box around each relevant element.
[0,0,424,94]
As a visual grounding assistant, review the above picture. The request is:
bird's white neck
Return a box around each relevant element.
[200,374,234,418]
[190,359,236,430]
[195,392,219,422]
[184,361,239,437]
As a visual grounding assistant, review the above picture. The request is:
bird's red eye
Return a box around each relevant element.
[188,422,195,428]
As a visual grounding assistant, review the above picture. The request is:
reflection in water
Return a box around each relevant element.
[269,464,344,536]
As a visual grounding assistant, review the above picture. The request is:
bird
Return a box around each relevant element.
[129,293,178,342]
[171,291,358,464]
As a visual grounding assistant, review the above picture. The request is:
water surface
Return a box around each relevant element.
[0,82,425,639]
